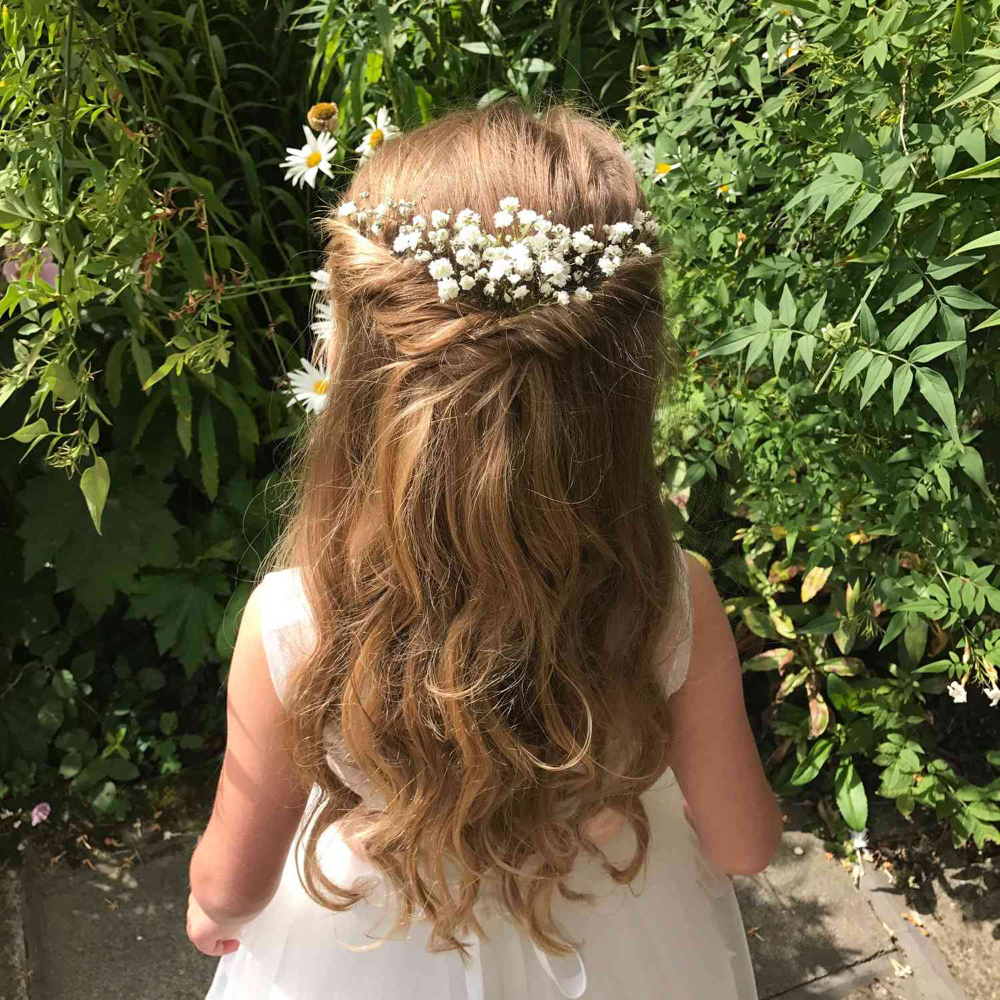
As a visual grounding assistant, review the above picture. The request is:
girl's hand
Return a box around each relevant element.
[186,892,244,957]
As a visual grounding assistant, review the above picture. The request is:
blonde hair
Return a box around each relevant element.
[265,99,683,959]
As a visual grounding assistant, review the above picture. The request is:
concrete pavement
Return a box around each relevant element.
[0,807,976,1000]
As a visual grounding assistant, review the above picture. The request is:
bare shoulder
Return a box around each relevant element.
[681,551,741,683]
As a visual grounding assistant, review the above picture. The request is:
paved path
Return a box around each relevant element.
[0,808,972,1000]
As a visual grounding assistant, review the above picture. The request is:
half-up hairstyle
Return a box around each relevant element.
[265,98,685,959]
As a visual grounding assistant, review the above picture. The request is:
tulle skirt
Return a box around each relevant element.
[205,769,757,999]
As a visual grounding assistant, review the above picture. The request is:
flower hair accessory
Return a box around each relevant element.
[336,195,659,310]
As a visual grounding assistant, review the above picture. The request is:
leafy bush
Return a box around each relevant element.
[638,0,1000,846]
[2,0,997,849]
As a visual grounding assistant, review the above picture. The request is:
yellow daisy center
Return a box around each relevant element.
[655,162,676,174]
[306,151,322,168]
[312,378,329,395]
[787,46,796,57]
[368,128,384,148]
[719,184,730,194]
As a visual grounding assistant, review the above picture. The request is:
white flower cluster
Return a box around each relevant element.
[337,195,659,308]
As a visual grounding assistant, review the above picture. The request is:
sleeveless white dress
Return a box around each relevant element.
[205,551,758,999]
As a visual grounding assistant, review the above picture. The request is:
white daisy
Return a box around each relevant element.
[311,302,334,343]
[287,358,330,414]
[715,181,742,201]
[356,107,400,161]
[281,126,336,189]
[947,681,967,704]
[310,269,330,291]
[632,145,683,184]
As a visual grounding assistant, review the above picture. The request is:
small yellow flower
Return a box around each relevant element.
[738,231,747,243]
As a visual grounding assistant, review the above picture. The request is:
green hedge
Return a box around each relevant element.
[2,0,998,848]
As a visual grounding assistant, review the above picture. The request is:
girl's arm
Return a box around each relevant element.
[188,585,311,941]
[667,554,784,875]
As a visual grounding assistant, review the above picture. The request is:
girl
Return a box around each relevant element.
[187,99,782,999]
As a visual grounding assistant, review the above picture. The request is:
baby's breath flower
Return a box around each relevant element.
[338,201,358,217]
[337,198,659,314]
[310,269,330,291]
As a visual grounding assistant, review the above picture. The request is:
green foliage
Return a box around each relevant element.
[1,0,997,852]
[643,0,1000,848]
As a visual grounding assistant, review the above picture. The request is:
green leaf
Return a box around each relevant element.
[698,327,759,358]
[137,667,166,692]
[908,341,965,363]
[126,569,229,675]
[959,446,990,495]
[835,759,869,830]
[105,756,140,781]
[859,355,892,408]
[951,0,975,54]
[79,457,110,535]
[840,349,874,388]
[753,299,773,330]
[894,193,945,214]
[743,648,795,671]
[790,737,835,787]
[830,153,863,181]
[942,154,1000,181]
[160,712,179,736]
[198,401,219,501]
[892,364,914,414]
[915,368,960,442]
[772,328,792,375]
[743,55,762,98]
[843,192,881,234]
[948,230,1000,258]
[885,299,938,351]
[936,65,1000,111]
[6,418,49,443]
[820,656,866,676]
[938,285,995,311]
[778,284,796,326]
[826,673,855,712]
[17,461,181,619]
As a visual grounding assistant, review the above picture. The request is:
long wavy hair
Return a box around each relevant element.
[264,99,684,958]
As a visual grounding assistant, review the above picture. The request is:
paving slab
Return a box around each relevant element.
[18,834,216,1000]
[733,831,895,999]
[1,868,29,1000]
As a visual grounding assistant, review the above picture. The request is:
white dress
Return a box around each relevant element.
[205,553,758,1000]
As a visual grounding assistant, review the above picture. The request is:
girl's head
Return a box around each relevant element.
[272,98,683,957]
